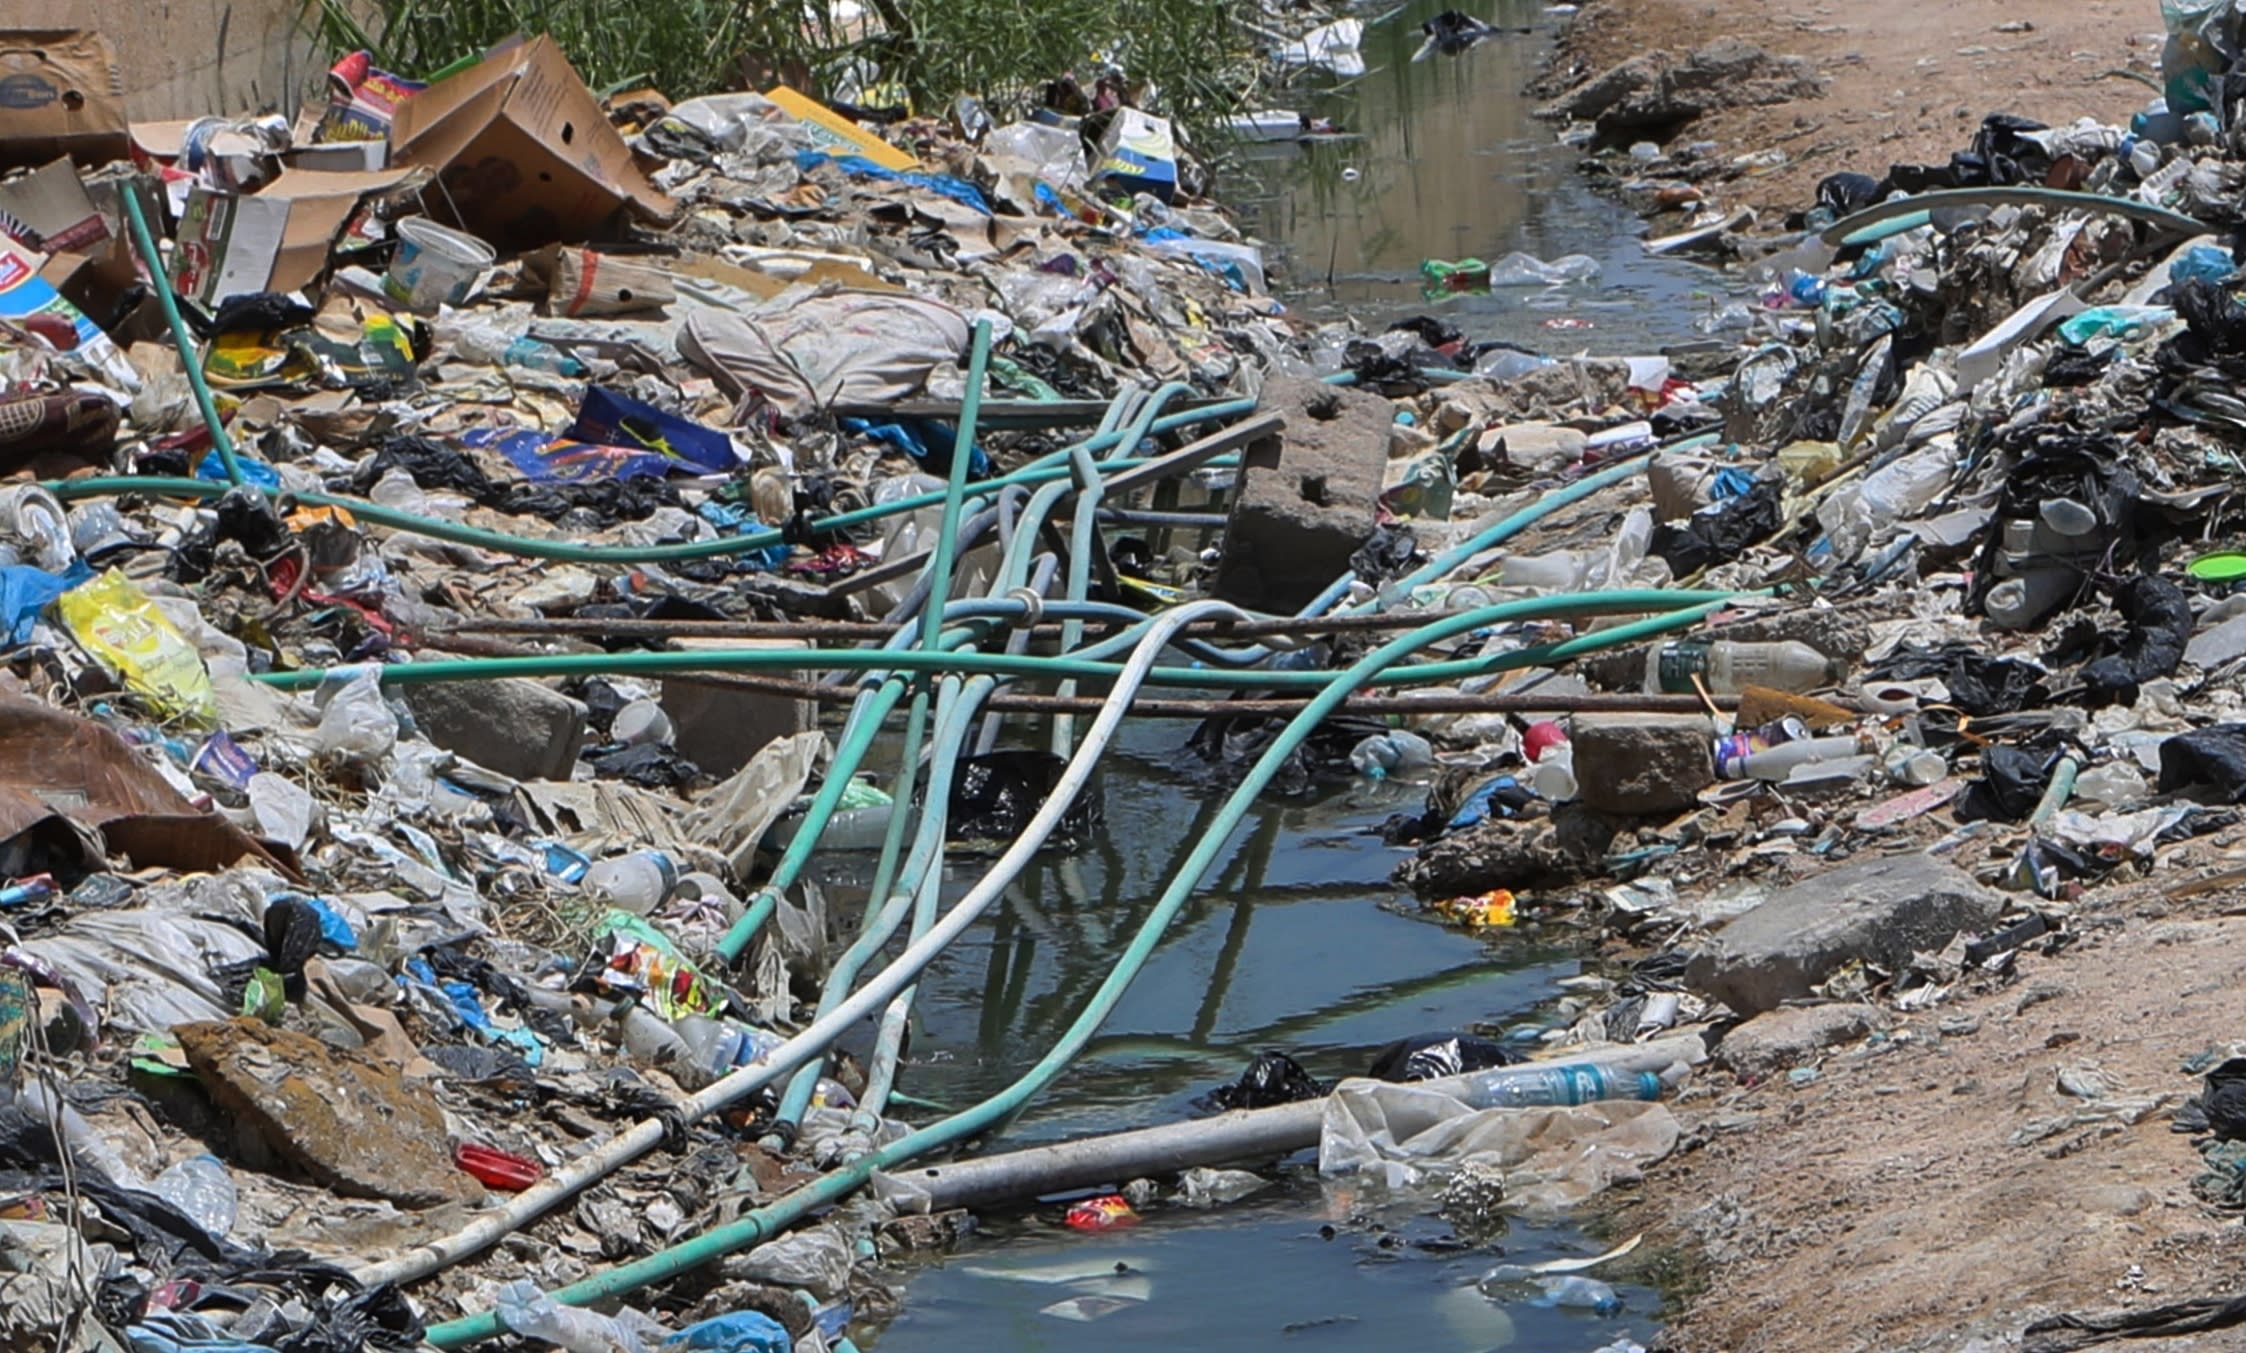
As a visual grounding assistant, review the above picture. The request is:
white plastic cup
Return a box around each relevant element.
[612,698,675,747]
[384,217,495,312]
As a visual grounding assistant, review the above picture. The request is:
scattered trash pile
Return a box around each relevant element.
[29,0,2246,1347]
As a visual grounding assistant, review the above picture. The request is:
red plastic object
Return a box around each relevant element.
[1064,1194,1138,1231]
[453,1142,543,1191]
[1521,721,1568,764]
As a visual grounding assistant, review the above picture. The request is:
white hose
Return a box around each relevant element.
[358,598,1248,1288]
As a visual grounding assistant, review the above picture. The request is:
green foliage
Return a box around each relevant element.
[302,0,1251,128]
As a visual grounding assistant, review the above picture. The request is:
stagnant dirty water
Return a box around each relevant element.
[847,5,1715,1345]
[1235,0,1727,350]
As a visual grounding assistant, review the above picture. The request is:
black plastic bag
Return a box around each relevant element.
[1198,1051,1328,1112]
[1870,644,2050,717]
[2079,575,2193,707]
[2158,724,2246,803]
[1815,172,1881,217]
[1649,477,1782,575]
[1956,744,2056,822]
[1367,1032,1514,1082]
[945,750,1101,844]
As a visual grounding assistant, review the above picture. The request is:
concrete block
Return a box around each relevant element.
[1214,374,1391,612]
[1571,714,1715,816]
[661,638,816,777]
[403,677,585,781]
[1686,852,2004,1015]
[1716,1003,1884,1080]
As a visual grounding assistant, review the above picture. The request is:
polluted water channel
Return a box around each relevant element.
[847,709,1662,1350]
[1234,0,1726,351]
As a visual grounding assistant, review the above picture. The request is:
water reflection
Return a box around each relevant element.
[1231,0,1725,348]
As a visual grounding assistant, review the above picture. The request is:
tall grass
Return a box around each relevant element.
[304,0,1251,129]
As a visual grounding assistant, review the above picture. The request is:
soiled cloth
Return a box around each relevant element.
[1318,1077,1680,1212]
[679,290,970,417]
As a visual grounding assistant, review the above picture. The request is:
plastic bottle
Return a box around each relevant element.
[1736,734,1860,782]
[495,1279,665,1353]
[1884,744,1947,787]
[1529,747,1578,801]
[1985,569,2077,631]
[617,1003,691,1066]
[1643,639,1843,694]
[1457,1062,1662,1109]
[502,335,589,377]
[1535,1275,1623,1315]
[1349,730,1435,780]
[153,1153,238,1240]
[583,851,679,914]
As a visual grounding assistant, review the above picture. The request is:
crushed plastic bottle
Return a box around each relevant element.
[153,1153,237,1240]
[583,851,680,914]
[495,1279,668,1353]
[1350,730,1435,780]
[1535,1275,1623,1314]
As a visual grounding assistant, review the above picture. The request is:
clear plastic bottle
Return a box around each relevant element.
[1457,1062,1662,1109]
[583,851,679,914]
[495,1279,665,1353]
[1643,639,1844,694]
[1536,1275,1623,1315]
[1736,734,1861,782]
[1349,730,1435,780]
[153,1152,238,1240]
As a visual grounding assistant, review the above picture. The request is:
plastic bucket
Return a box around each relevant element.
[383,217,494,312]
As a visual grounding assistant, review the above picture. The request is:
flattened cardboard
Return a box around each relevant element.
[763,86,916,172]
[170,168,410,306]
[0,31,127,171]
[387,36,671,249]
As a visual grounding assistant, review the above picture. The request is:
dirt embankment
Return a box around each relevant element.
[1544,0,2159,216]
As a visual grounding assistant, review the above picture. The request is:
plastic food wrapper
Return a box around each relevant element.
[316,51,425,143]
[56,570,218,727]
[599,910,726,1021]
[1318,1078,1680,1208]
[1064,1195,1138,1231]
[567,385,739,475]
[461,425,676,484]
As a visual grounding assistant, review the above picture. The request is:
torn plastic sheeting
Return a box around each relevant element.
[795,151,992,214]
[460,426,675,485]
[678,292,971,418]
[15,909,266,1034]
[0,693,292,877]
[1317,1079,1680,1211]
[0,559,88,645]
[567,387,741,476]
[683,730,825,875]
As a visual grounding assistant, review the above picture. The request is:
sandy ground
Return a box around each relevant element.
[1610,868,2246,1352]
[1545,0,2163,215]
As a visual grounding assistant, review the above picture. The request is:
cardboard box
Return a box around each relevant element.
[0,238,136,389]
[386,36,671,249]
[1091,107,1177,203]
[0,31,128,171]
[763,86,915,172]
[0,157,108,255]
[169,169,410,306]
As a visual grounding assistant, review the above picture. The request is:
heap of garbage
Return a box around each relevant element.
[22,0,2246,1347]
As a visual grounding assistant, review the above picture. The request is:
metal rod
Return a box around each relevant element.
[558,665,1734,718]
[431,606,1561,644]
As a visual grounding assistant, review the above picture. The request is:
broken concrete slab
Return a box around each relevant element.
[1685,852,2004,1015]
[1394,804,1620,897]
[1213,374,1392,612]
[1571,714,1715,816]
[661,639,817,777]
[1539,38,1828,134]
[402,674,586,782]
[1716,1003,1884,1080]
[176,1017,483,1209]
